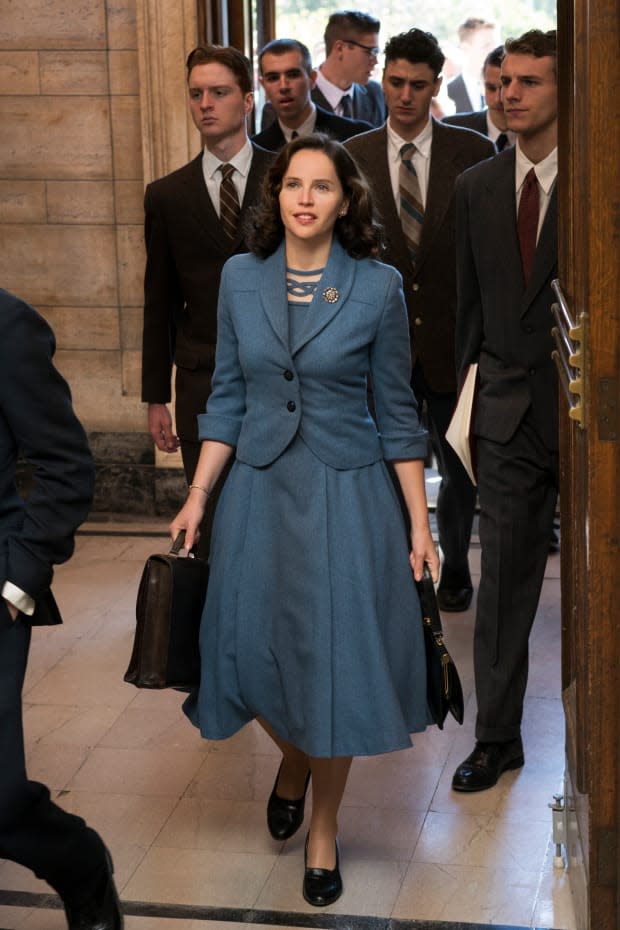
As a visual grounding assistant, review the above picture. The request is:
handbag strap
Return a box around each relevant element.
[422,564,444,636]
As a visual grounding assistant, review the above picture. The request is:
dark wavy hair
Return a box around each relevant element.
[504,30,557,76]
[246,134,383,260]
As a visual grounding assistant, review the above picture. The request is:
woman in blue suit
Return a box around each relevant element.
[171,135,439,906]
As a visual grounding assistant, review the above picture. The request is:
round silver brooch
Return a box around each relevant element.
[322,287,340,304]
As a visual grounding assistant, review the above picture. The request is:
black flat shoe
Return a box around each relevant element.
[451,738,525,792]
[267,763,311,840]
[303,834,342,907]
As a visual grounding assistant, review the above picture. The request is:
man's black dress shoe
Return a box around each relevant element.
[267,763,311,840]
[436,586,473,612]
[303,834,342,907]
[452,738,525,792]
[64,849,123,929]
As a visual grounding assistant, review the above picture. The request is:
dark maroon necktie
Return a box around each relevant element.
[517,167,540,283]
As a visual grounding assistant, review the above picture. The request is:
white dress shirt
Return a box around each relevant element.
[2,581,35,616]
[486,113,516,148]
[202,139,253,215]
[315,69,353,117]
[515,143,558,241]
[279,104,317,142]
[386,117,433,212]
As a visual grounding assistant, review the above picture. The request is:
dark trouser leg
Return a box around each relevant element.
[180,439,232,561]
[474,420,558,742]
[0,605,106,903]
[411,365,477,589]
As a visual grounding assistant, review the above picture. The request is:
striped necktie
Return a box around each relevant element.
[399,143,424,264]
[219,163,240,240]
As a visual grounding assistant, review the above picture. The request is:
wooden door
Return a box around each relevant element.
[556,0,620,925]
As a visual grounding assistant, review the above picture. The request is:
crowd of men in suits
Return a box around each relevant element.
[0,16,559,930]
[140,15,559,798]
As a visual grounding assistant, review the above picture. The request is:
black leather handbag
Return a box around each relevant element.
[416,564,464,729]
[124,532,208,689]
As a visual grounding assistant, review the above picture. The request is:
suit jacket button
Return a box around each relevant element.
[283,369,294,381]
[412,283,420,292]
[414,317,423,326]
[287,400,296,412]
[529,368,536,375]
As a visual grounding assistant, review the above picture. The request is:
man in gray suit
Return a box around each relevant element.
[347,28,494,612]
[444,46,516,150]
[142,45,274,555]
[451,30,558,791]
[312,11,386,127]
[253,38,371,151]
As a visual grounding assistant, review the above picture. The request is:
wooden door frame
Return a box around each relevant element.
[557,0,620,925]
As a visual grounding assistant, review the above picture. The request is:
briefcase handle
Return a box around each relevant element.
[170,531,186,556]
[170,530,201,559]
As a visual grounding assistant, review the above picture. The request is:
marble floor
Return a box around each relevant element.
[0,504,576,930]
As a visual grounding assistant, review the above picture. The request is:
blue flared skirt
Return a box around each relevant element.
[184,433,430,757]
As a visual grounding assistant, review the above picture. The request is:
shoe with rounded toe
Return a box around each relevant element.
[451,738,524,792]
[267,763,310,840]
[303,834,342,907]
[436,586,473,612]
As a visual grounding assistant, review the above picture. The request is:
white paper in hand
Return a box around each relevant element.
[445,363,478,485]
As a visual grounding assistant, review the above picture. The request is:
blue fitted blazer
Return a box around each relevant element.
[198,238,428,469]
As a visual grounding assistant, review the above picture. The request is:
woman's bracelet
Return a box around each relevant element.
[188,483,210,497]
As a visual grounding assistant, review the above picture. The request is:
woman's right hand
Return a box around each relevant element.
[169,488,208,551]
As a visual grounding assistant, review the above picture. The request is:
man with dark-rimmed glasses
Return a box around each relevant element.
[312,10,386,127]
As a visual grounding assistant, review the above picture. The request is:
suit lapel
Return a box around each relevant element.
[481,149,522,284]
[357,127,412,273]
[180,154,226,251]
[290,238,355,355]
[415,120,461,271]
[258,242,289,352]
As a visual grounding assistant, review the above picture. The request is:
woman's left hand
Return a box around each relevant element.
[409,525,440,583]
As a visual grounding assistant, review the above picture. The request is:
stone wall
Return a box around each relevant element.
[0,0,198,515]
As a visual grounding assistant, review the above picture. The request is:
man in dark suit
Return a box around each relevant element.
[142,45,274,554]
[451,30,558,791]
[447,17,498,113]
[0,289,122,929]
[312,10,386,127]
[346,28,494,612]
[253,38,371,151]
[444,46,515,151]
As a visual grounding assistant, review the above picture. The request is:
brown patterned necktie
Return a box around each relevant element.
[399,143,424,265]
[219,163,240,240]
[517,167,540,283]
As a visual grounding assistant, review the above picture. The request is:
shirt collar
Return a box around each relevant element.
[203,138,253,180]
[515,142,558,195]
[386,117,433,162]
[315,68,352,111]
[485,113,516,147]
[279,103,316,142]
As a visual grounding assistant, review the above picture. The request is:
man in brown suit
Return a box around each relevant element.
[142,45,274,553]
[347,28,494,611]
